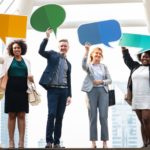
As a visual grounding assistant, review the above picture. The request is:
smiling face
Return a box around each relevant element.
[58,40,69,56]
[140,52,150,65]
[7,40,27,56]
[90,47,103,64]
[12,43,22,57]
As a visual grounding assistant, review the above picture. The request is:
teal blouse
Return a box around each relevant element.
[8,58,27,77]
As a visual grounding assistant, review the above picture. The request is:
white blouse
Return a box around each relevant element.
[132,66,150,109]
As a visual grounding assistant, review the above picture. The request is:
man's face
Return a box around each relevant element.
[58,41,69,55]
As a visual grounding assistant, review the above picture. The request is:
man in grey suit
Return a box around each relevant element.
[39,28,72,148]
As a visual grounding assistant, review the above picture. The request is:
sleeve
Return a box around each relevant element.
[39,38,50,59]
[82,56,89,72]
[122,49,139,70]
[103,64,112,86]
[24,58,32,76]
[68,64,72,97]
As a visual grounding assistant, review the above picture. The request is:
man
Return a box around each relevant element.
[39,28,72,148]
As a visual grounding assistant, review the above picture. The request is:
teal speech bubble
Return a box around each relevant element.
[30,4,66,35]
[119,33,150,50]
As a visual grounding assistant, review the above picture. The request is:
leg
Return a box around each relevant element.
[135,110,148,147]
[91,141,96,148]
[46,88,59,145]
[103,141,108,148]
[17,112,26,148]
[54,88,68,145]
[142,110,150,146]
[98,88,109,147]
[8,112,17,148]
[87,88,98,147]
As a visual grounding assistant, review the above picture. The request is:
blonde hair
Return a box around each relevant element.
[59,39,69,43]
[90,47,103,62]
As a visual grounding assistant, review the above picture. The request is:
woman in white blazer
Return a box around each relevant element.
[81,43,112,148]
[0,40,33,148]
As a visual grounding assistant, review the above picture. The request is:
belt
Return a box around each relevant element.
[50,85,68,88]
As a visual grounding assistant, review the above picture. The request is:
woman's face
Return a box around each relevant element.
[92,49,102,62]
[141,53,150,65]
[12,43,21,57]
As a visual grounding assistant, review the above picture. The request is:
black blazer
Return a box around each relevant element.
[39,38,72,97]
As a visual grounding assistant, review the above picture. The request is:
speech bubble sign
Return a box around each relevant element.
[119,33,150,50]
[77,19,121,47]
[30,4,66,35]
[0,14,27,44]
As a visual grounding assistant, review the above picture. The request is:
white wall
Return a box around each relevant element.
[25,26,148,148]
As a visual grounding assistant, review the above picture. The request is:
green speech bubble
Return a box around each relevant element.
[30,4,66,35]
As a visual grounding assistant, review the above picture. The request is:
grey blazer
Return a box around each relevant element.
[81,57,112,93]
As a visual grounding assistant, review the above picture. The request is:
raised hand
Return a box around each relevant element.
[46,27,53,38]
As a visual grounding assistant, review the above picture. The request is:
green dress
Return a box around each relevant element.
[5,58,29,113]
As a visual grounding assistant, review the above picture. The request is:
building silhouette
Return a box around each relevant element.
[110,81,142,148]
[37,138,45,148]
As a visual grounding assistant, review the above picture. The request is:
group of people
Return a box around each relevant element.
[0,28,150,148]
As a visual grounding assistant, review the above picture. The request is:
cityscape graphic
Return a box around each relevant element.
[0,81,142,148]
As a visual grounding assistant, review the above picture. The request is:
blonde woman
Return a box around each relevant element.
[81,43,112,148]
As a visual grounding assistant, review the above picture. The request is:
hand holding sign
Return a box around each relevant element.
[77,19,121,47]
[30,4,66,35]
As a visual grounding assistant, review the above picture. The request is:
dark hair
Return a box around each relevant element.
[137,50,150,61]
[7,39,27,56]
[59,39,69,43]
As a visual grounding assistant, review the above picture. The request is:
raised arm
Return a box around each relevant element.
[121,47,139,70]
[82,42,91,71]
[39,28,52,58]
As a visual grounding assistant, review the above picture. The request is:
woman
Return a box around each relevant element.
[0,40,33,148]
[81,43,112,148]
[122,47,150,147]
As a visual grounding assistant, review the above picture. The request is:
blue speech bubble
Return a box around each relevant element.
[77,19,121,47]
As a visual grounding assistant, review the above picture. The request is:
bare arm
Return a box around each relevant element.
[0,57,4,64]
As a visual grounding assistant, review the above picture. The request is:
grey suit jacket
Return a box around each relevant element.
[81,57,112,93]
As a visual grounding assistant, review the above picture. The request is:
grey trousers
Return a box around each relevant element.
[87,87,109,141]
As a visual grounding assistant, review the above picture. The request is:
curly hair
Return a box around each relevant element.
[137,50,150,61]
[7,39,27,56]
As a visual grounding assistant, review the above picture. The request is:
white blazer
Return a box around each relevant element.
[81,57,112,92]
[0,56,31,77]
[0,56,32,92]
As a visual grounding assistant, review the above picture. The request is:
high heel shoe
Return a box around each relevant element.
[9,141,15,148]
[18,142,24,149]
[103,143,108,148]
[91,145,97,148]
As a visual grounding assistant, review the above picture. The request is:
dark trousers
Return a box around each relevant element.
[46,87,68,145]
